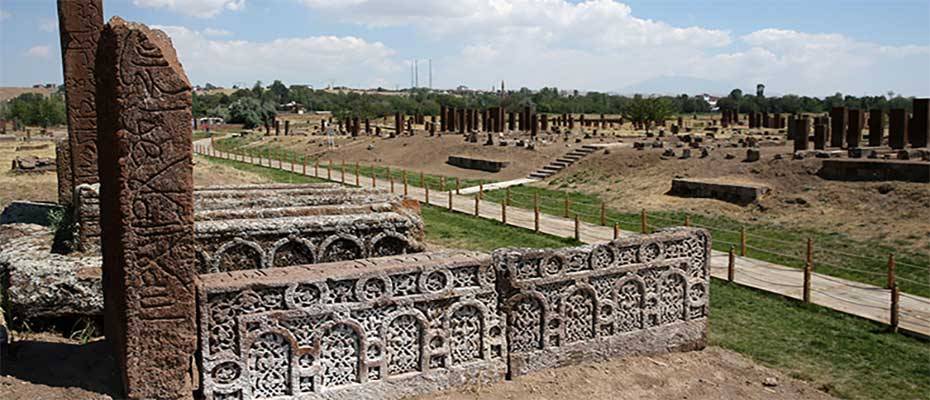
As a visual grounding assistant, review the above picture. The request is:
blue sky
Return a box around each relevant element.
[1,0,929,96]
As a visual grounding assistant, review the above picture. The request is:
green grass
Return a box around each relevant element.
[483,184,930,297]
[711,281,929,400]
[203,155,930,400]
[201,155,329,184]
[421,205,580,251]
[212,136,490,190]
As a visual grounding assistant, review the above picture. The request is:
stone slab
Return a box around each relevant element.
[447,155,510,173]
[0,201,64,226]
[818,159,930,183]
[197,251,507,400]
[667,178,771,206]
[493,228,710,377]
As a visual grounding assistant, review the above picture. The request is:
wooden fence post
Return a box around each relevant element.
[506,187,511,206]
[371,165,377,188]
[534,193,540,233]
[340,161,346,183]
[314,159,319,177]
[501,201,507,224]
[389,168,395,193]
[740,226,747,257]
[448,191,453,210]
[419,172,424,190]
[640,209,647,234]
[887,254,896,290]
[474,195,479,216]
[685,215,691,227]
[574,214,580,241]
[302,156,307,175]
[563,192,570,218]
[890,283,900,332]
[803,238,813,303]
[355,162,360,186]
[403,170,408,196]
[478,183,484,200]
[327,160,333,180]
[600,202,607,226]
[425,184,430,204]
[456,178,461,194]
[613,223,619,240]
[728,245,735,282]
[440,176,446,192]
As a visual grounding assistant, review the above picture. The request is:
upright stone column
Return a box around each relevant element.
[889,109,909,149]
[847,109,864,148]
[868,109,883,147]
[793,117,810,152]
[55,139,73,205]
[57,0,104,195]
[96,17,196,400]
[830,107,847,148]
[458,109,465,134]
[530,114,538,138]
[813,122,827,150]
[912,98,929,148]
[439,106,447,132]
[394,112,402,136]
[508,112,516,131]
[541,114,549,131]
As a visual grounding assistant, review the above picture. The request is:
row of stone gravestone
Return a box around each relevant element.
[197,228,711,400]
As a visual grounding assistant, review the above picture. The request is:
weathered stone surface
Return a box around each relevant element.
[0,224,102,319]
[11,156,56,173]
[668,179,771,205]
[0,201,64,226]
[818,159,929,183]
[55,138,74,206]
[447,155,510,172]
[195,211,425,273]
[493,228,710,377]
[913,98,929,148]
[74,183,101,252]
[96,17,196,400]
[197,251,506,400]
[889,109,909,150]
[58,0,103,191]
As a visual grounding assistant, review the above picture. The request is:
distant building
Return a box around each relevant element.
[700,93,719,110]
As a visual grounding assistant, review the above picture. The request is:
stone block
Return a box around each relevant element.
[197,251,506,400]
[667,179,771,206]
[447,155,510,173]
[818,159,930,183]
[493,228,710,377]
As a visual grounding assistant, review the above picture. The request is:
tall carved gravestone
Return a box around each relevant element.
[793,117,810,152]
[868,109,883,147]
[913,98,929,148]
[58,0,104,203]
[830,107,847,148]
[96,17,196,400]
[889,109,909,150]
[847,109,864,148]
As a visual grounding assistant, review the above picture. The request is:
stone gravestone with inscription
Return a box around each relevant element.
[96,17,197,400]
[57,0,104,196]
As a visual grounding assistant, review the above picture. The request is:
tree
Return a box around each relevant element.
[2,92,66,127]
[227,98,275,129]
[623,95,673,132]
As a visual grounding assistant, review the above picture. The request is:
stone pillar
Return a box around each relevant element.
[814,123,827,150]
[762,113,770,129]
[868,109,883,147]
[449,107,457,132]
[55,139,74,206]
[508,112,516,131]
[847,109,864,148]
[465,109,473,132]
[830,107,847,148]
[365,118,371,134]
[889,109,908,150]
[96,17,196,400]
[568,114,574,130]
[457,109,465,134]
[57,0,104,193]
[787,114,796,140]
[793,117,810,152]
[541,114,549,131]
[439,106,447,132]
[912,98,929,148]
[394,112,402,136]
[531,113,538,138]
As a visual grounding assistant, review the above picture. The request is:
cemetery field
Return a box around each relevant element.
[208,156,930,400]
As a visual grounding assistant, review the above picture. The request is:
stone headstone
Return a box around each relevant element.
[96,18,196,400]
[912,98,929,148]
[868,109,883,147]
[745,148,761,162]
[55,138,73,206]
[847,109,864,148]
[830,107,847,148]
[58,0,104,194]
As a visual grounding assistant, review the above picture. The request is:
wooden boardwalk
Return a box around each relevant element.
[196,143,930,339]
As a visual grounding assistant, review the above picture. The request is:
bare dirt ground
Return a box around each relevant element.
[0,335,834,400]
[0,137,60,209]
[553,142,930,253]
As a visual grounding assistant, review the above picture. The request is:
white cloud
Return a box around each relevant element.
[203,28,232,37]
[152,25,400,88]
[133,0,246,18]
[39,18,57,33]
[0,9,11,21]
[297,0,929,96]
[26,45,51,58]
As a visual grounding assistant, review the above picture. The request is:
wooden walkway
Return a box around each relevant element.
[196,142,930,339]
